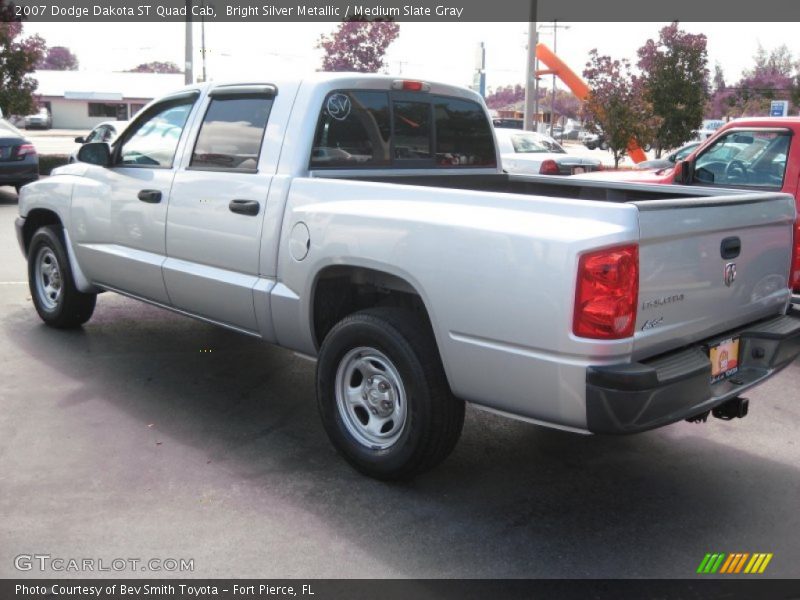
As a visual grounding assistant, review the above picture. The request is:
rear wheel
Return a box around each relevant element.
[317,307,464,480]
[28,225,96,328]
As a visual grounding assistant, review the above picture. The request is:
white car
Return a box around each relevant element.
[69,121,129,163]
[495,127,602,175]
[24,108,52,130]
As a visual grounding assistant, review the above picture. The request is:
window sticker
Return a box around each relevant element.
[326,93,352,121]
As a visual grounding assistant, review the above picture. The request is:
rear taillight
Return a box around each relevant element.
[791,220,800,292]
[573,244,639,339]
[16,144,36,159]
[539,159,560,175]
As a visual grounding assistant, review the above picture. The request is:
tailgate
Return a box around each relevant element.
[631,193,796,360]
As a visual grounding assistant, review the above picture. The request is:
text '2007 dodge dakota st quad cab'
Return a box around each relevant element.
[15,74,800,480]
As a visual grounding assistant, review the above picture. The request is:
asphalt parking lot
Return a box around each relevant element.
[1,185,799,579]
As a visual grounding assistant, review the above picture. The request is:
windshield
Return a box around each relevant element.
[510,133,565,154]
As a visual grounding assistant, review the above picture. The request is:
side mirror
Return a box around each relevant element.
[74,136,85,144]
[673,159,693,184]
[77,142,112,167]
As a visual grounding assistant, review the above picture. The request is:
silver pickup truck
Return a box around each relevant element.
[15,73,800,480]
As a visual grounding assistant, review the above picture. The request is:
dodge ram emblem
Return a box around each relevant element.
[724,262,737,287]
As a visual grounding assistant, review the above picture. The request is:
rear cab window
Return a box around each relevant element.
[310,89,496,169]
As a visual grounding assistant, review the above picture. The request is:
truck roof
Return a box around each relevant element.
[164,72,483,106]
[721,116,800,129]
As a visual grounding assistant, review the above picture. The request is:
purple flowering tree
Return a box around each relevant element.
[0,1,46,116]
[38,46,79,70]
[126,61,182,74]
[317,18,400,73]
[583,50,660,168]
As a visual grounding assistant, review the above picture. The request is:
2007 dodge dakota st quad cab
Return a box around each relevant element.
[15,74,800,479]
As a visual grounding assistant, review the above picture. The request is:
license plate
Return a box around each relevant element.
[709,337,740,383]
[572,166,585,175]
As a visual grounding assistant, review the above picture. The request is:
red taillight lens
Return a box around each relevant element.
[791,220,800,292]
[16,144,36,159]
[539,159,560,175]
[573,244,639,339]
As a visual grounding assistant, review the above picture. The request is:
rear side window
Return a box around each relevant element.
[434,98,496,167]
[191,96,273,171]
[311,91,391,168]
[311,91,495,169]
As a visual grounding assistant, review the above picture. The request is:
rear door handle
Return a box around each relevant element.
[137,189,162,204]
[228,199,260,216]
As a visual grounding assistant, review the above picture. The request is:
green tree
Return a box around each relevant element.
[0,2,46,116]
[583,50,660,168]
[637,22,709,157]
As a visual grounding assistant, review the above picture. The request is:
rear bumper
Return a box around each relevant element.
[586,310,800,434]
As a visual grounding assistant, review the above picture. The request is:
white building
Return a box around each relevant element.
[35,70,185,129]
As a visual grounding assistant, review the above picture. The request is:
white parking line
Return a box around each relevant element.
[0,281,27,285]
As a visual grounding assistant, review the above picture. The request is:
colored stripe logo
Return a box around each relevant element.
[697,552,773,574]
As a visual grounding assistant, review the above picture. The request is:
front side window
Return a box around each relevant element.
[693,130,791,188]
[118,100,194,168]
[190,96,273,171]
[311,91,390,168]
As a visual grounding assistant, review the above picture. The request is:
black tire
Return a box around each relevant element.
[317,307,464,480]
[599,141,609,151]
[28,225,96,328]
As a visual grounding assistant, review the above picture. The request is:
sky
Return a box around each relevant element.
[22,21,800,93]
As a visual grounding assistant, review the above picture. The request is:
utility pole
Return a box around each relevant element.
[184,0,193,85]
[538,20,570,137]
[523,0,538,131]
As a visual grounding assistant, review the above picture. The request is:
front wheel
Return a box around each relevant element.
[28,225,96,328]
[316,308,464,480]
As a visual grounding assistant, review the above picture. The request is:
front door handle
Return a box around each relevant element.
[137,189,162,204]
[228,199,260,216]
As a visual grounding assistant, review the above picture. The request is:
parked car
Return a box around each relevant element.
[695,119,726,141]
[0,118,38,193]
[583,132,607,150]
[24,108,52,130]
[15,75,800,480]
[495,127,602,175]
[69,121,129,163]
[636,142,701,170]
